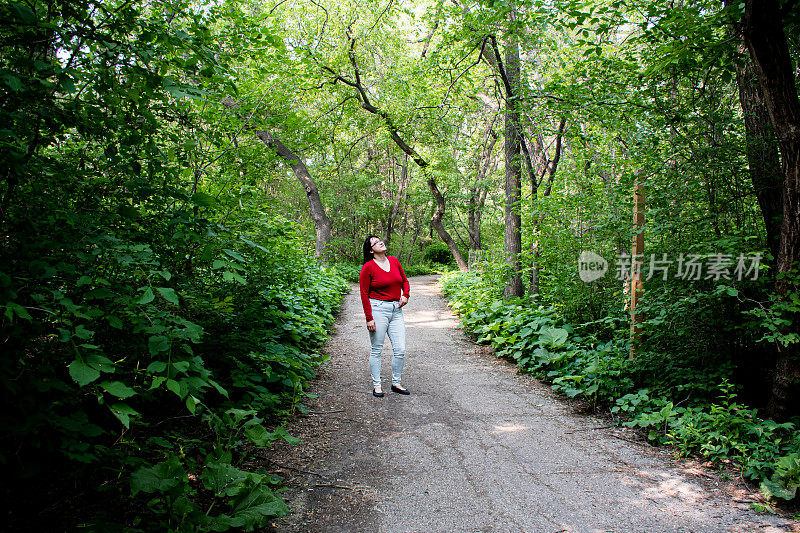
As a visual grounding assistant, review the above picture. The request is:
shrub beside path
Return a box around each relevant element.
[265,275,797,532]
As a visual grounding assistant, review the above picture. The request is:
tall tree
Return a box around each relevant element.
[527,117,567,296]
[385,153,412,247]
[468,109,500,252]
[255,131,333,261]
[323,34,469,270]
[739,0,800,420]
[734,50,783,265]
[222,98,333,261]
[502,35,524,297]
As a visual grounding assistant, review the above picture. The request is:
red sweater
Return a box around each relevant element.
[359,256,410,322]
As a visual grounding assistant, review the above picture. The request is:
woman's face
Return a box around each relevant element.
[370,237,386,254]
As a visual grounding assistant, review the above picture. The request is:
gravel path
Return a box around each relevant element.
[265,275,797,533]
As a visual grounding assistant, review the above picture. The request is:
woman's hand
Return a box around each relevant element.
[399,295,408,308]
[367,320,376,332]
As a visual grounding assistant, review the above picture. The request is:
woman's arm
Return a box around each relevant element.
[358,263,374,322]
[395,258,410,307]
[396,258,410,298]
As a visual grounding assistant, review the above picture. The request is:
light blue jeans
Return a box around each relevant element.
[368,298,406,389]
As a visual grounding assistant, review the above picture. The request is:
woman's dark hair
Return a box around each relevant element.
[363,235,380,264]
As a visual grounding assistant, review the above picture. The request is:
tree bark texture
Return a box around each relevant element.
[735,52,784,263]
[254,130,333,262]
[741,0,800,421]
[503,38,524,298]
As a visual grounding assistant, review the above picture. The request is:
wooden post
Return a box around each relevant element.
[630,178,645,359]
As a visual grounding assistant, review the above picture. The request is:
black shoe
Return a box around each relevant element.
[373,388,384,397]
[391,385,410,395]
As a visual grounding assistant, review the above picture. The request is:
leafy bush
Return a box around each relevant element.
[422,242,454,265]
[0,2,349,529]
[404,262,447,276]
[2,208,348,530]
[329,262,362,283]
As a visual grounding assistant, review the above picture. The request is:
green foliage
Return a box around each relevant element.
[124,410,296,532]
[3,0,799,522]
[0,1,348,530]
[422,242,455,265]
[329,262,362,283]
[404,262,449,276]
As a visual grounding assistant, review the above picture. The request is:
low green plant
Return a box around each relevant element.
[328,262,361,283]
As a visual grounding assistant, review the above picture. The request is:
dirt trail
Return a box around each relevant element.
[265,275,796,533]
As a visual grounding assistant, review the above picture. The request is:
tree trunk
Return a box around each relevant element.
[529,118,567,296]
[741,0,800,421]
[734,48,784,263]
[504,38,524,297]
[469,123,498,251]
[254,130,333,262]
[468,186,480,249]
[468,185,489,251]
[429,176,469,271]
[385,153,410,247]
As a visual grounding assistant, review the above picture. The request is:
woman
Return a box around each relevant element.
[359,235,410,397]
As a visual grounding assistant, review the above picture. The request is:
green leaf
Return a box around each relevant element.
[106,315,123,329]
[10,3,37,24]
[136,287,155,305]
[86,353,116,372]
[191,191,218,206]
[109,402,139,428]
[538,327,568,348]
[156,287,179,304]
[166,378,187,398]
[74,325,93,340]
[147,361,168,373]
[223,248,247,263]
[223,271,247,284]
[172,360,190,373]
[185,394,198,414]
[148,335,170,355]
[761,479,797,501]
[101,380,137,399]
[5,302,32,321]
[208,378,230,398]
[69,358,100,386]
[131,456,187,495]
[1,72,23,92]
[201,462,248,495]
[240,237,268,253]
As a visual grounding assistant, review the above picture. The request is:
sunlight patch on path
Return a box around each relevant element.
[404,308,458,329]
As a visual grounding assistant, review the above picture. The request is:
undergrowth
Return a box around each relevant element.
[3,216,348,531]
